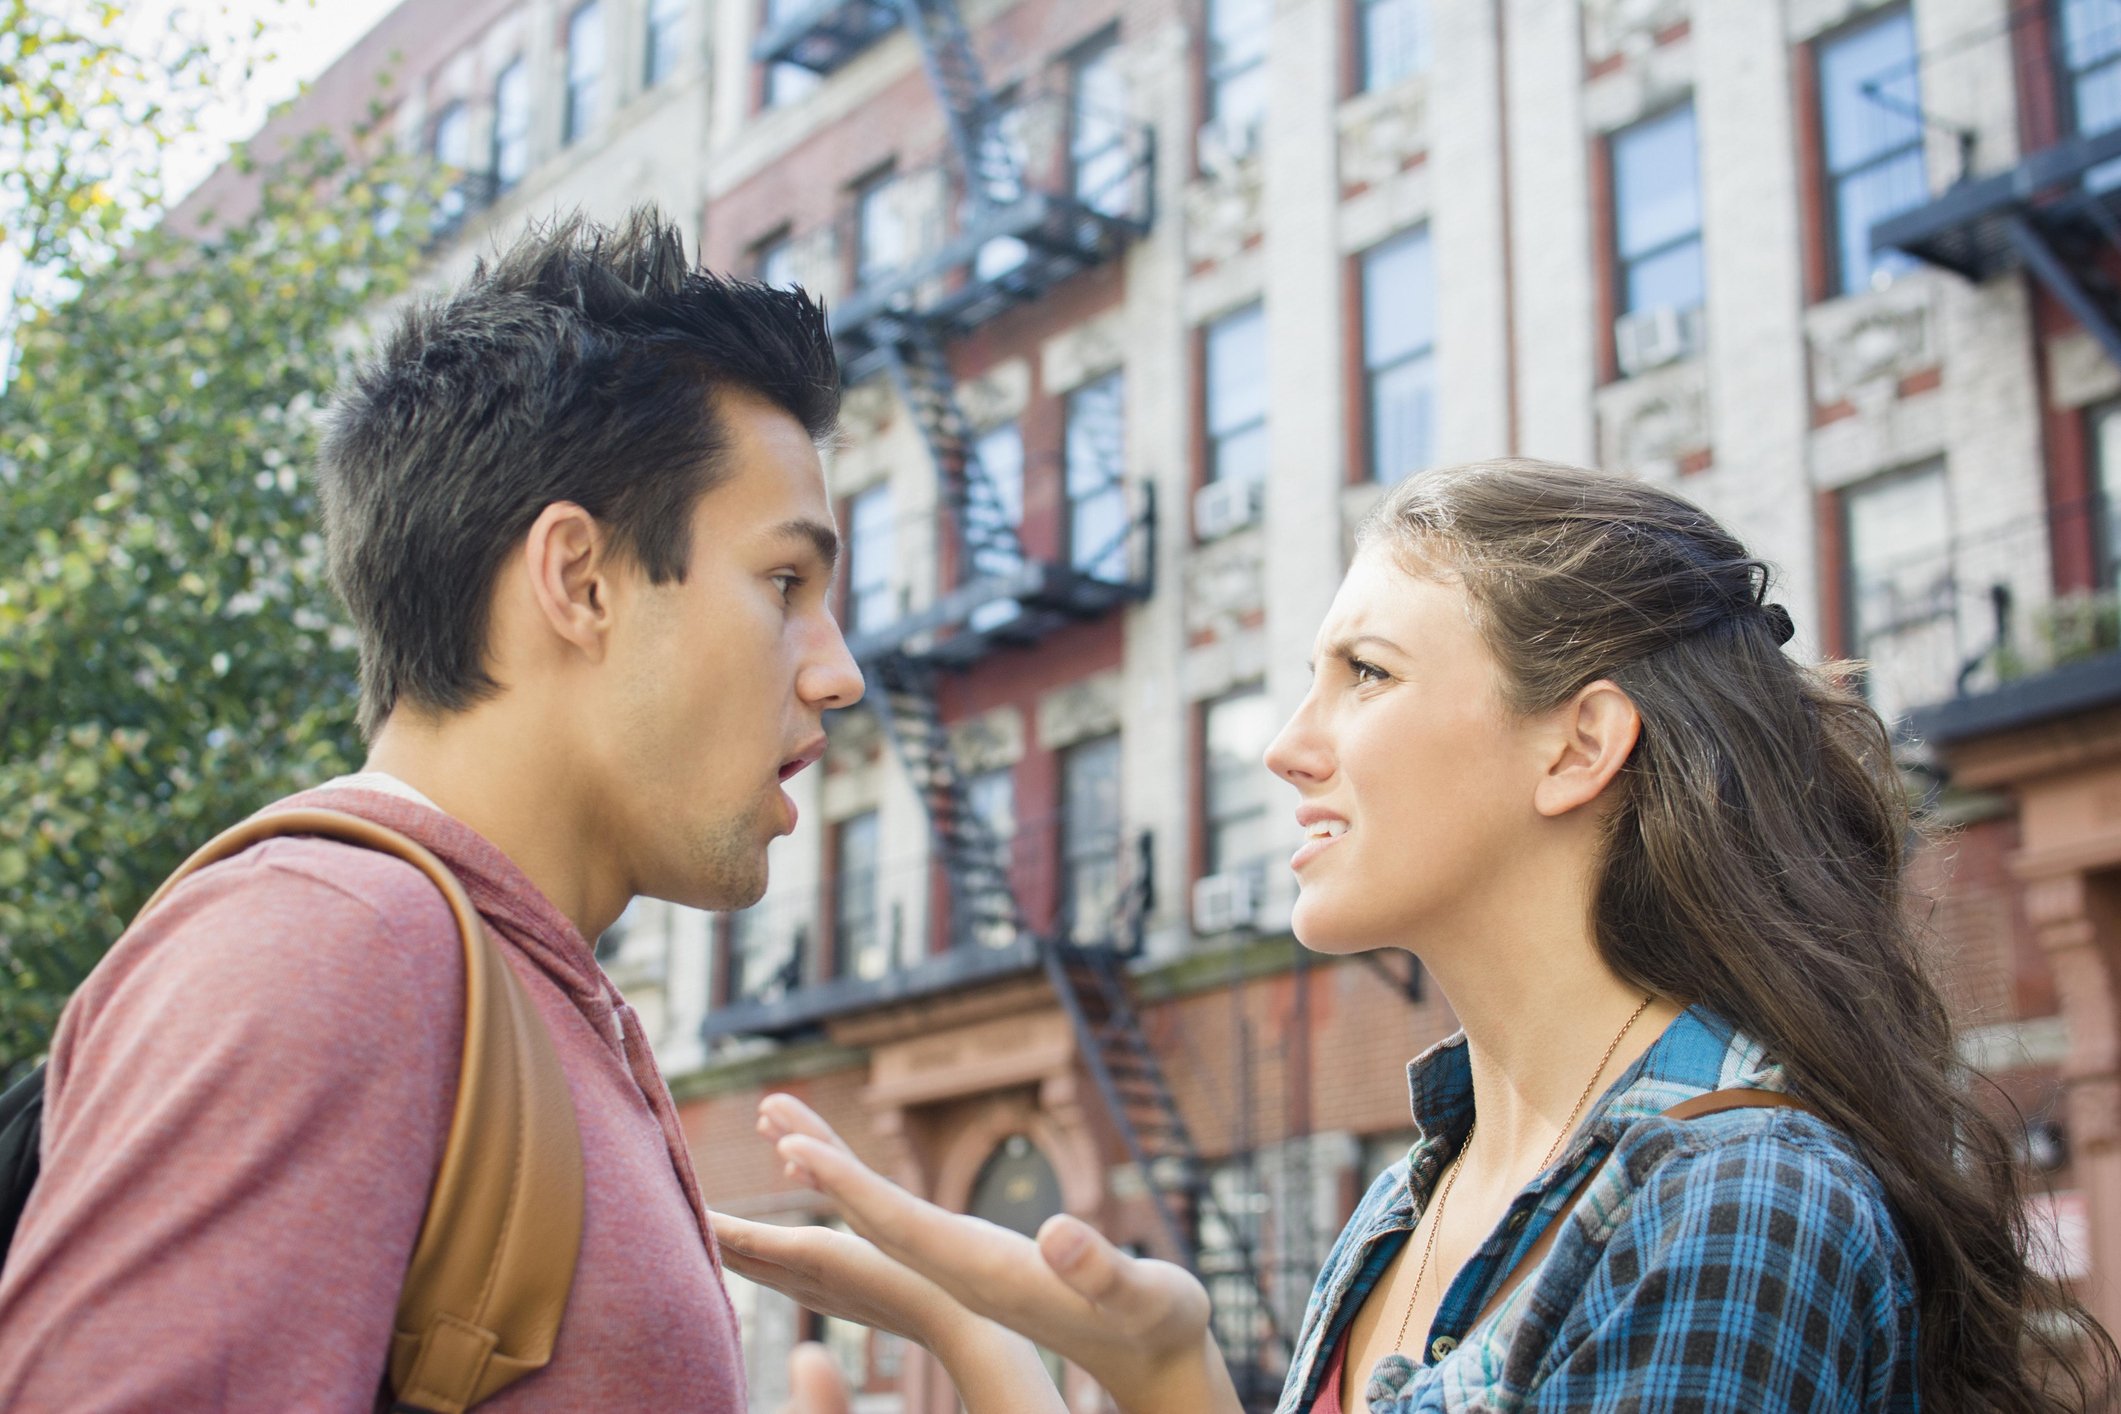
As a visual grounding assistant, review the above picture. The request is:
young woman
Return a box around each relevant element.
[715,460,2116,1413]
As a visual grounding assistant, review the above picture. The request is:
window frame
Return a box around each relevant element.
[563,1,605,147]
[491,58,531,191]
[1359,225,1436,484]
[1064,370,1130,583]
[1608,101,1705,319]
[644,0,688,87]
[852,165,904,293]
[1204,303,1269,488]
[1058,734,1124,946]
[830,811,884,981]
[1815,5,1926,297]
[845,480,897,637]
[1205,0,1270,140]
[1357,0,1430,95]
[1200,683,1276,884]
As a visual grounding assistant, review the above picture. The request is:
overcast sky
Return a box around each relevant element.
[158,0,407,202]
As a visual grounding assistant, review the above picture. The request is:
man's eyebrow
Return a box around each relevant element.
[770,517,841,571]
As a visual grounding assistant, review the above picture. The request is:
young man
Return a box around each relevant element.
[0,209,863,1410]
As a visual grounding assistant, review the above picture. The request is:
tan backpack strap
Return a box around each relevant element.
[144,807,584,1414]
[1470,1089,1818,1330]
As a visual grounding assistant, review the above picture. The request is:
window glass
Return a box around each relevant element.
[763,0,823,106]
[1206,304,1269,487]
[1846,465,1956,720]
[1819,8,1924,294]
[757,232,799,289]
[1203,686,1278,883]
[725,906,802,1002]
[855,170,907,291]
[968,421,1026,633]
[645,0,687,86]
[847,483,896,635]
[1072,36,1134,218]
[963,766,1018,948]
[1362,227,1435,483]
[564,2,604,145]
[1060,735,1123,945]
[1612,104,1703,315]
[1207,0,1270,142]
[492,59,531,190]
[431,102,471,228]
[973,97,1031,279]
[2095,403,2121,586]
[833,812,884,979]
[1066,372,1130,584]
[1361,0,1430,93]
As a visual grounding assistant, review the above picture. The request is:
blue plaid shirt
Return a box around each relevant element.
[1275,1007,1920,1413]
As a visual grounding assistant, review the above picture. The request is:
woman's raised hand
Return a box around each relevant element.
[751,1093,1244,1414]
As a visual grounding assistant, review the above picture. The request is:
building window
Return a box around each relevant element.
[563,2,604,146]
[1205,304,1269,487]
[492,59,531,191]
[1611,103,1704,317]
[1059,734,1123,945]
[2064,0,2121,143]
[645,0,687,87]
[854,168,908,292]
[846,482,897,636]
[2094,402,2121,586]
[1361,227,1435,484]
[756,228,798,289]
[1818,7,1924,296]
[763,0,823,107]
[1065,371,1130,584]
[725,906,801,1002]
[430,101,472,228]
[1203,686,1278,887]
[963,766,1018,948]
[1359,0,1430,94]
[1072,33,1133,218]
[968,420,1026,632]
[832,812,885,980]
[1206,0,1270,156]
[1845,463,1956,720]
[973,96,1032,279]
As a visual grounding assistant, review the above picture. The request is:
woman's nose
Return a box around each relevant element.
[1264,703,1331,787]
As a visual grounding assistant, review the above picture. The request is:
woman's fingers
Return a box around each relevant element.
[758,1092,856,1157]
[1037,1215,1216,1345]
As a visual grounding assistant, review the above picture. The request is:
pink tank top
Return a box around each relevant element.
[1306,1331,1350,1414]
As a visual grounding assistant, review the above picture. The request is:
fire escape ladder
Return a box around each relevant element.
[869,652,1022,949]
[879,322,1026,572]
[1038,936,1287,1398]
[890,0,1021,210]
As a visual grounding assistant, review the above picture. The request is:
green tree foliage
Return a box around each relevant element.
[0,2,432,1067]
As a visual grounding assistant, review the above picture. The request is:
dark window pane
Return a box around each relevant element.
[1061,735,1123,944]
[1613,105,1700,264]
[834,812,884,978]
[565,2,604,145]
[493,60,531,189]
[1066,373,1129,582]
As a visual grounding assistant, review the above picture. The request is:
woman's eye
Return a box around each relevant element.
[1350,659,1388,684]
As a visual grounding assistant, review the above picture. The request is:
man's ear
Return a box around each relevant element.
[1532,679,1640,820]
[522,502,615,661]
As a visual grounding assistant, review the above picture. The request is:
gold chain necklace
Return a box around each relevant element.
[1392,995,1656,1356]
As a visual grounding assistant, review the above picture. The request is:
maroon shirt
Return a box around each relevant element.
[0,786,746,1412]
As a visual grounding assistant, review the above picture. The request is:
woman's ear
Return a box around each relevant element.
[1532,679,1640,819]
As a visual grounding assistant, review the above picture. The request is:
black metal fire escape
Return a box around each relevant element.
[1877,124,2121,368]
[761,0,1287,1398]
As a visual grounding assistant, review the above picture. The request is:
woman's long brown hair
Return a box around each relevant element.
[1361,459,2117,1411]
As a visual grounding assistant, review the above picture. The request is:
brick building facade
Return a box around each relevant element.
[189,0,2121,1406]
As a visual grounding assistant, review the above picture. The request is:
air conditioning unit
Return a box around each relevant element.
[1613,304,1705,379]
[1193,477,1264,542]
[1192,870,1261,935]
[1196,115,1263,171]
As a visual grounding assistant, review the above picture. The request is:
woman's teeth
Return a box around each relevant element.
[1307,820,1348,840]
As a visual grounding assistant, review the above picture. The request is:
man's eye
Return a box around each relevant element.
[772,574,805,600]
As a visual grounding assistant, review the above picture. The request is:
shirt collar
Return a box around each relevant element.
[1403,1004,1787,1153]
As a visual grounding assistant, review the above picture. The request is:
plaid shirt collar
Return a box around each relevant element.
[1276,1005,1792,1412]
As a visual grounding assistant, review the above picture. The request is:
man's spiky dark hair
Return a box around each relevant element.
[317,206,840,736]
